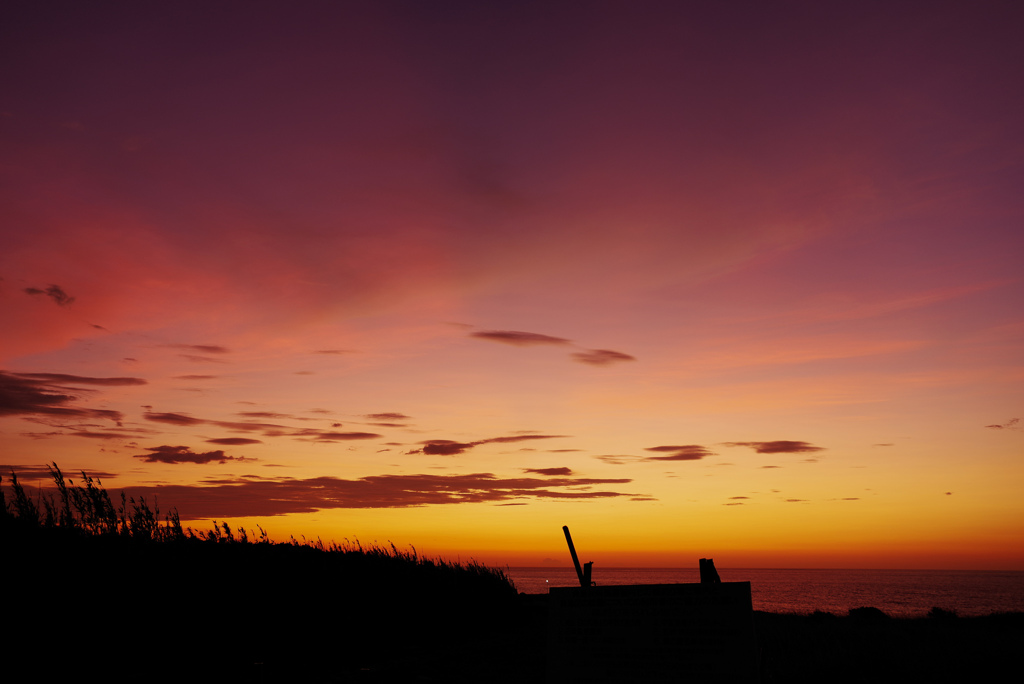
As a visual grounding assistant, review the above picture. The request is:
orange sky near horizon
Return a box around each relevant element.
[2,1,1022,571]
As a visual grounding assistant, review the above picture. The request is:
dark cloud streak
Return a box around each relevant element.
[0,371,124,422]
[164,344,231,354]
[179,354,227,363]
[144,412,204,426]
[314,431,382,441]
[523,467,573,476]
[571,349,636,366]
[12,373,146,387]
[411,434,569,456]
[23,284,75,306]
[470,330,571,346]
[133,445,245,464]
[644,445,715,461]
[723,440,825,454]
[104,472,636,517]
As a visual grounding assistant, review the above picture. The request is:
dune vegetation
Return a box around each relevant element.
[2,464,536,681]
[4,464,1021,682]
[1,463,515,586]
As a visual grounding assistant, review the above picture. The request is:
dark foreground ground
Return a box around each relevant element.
[6,523,1022,682]
[752,609,1024,683]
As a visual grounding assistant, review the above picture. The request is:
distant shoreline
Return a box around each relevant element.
[507,566,1024,616]
[506,565,1024,571]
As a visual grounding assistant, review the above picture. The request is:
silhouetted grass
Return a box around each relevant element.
[4,465,1020,682]
[1,463,513,588]
[2,463,526,681]
[2,463,185,539]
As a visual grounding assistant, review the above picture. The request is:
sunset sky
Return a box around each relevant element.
[2,1,1022,570]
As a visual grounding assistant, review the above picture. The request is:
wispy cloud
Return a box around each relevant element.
[0,464,117,481]
[571,349,636,366]
[179,354,228,364]
[23,284,75,306]
[416,440,475,456]
[206,438,263,445]
[468,328,638,369]
[236,411,296,419]
[723,441,825,454]
[985,418,1020,430]
[523,467,573,476]
[163,344,231,354]
[71,429,137,439]
[483,434,569,444]
[594,454,644,465]
[11,372,146,387]
[470,330,571,346]
[19,420,157,440]
[0,371,128,422]
[102,472,637,517]
[312,431,382,441]
[133,445,248,464]
[410,434,569,456]
[468,329,637,368]
[644,445,715,461]
[144,411,205,426]
[142,408,375,441]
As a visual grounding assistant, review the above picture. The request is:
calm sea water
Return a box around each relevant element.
[506,567,1024,617]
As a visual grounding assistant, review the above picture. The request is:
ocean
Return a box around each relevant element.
[506,567,1024,617]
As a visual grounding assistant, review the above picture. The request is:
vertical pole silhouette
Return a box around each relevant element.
[699,557,721,584]
[562,525,591,587]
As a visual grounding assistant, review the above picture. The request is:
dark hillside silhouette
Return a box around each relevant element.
[3,464,1021,682]
[2,465,537,681]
